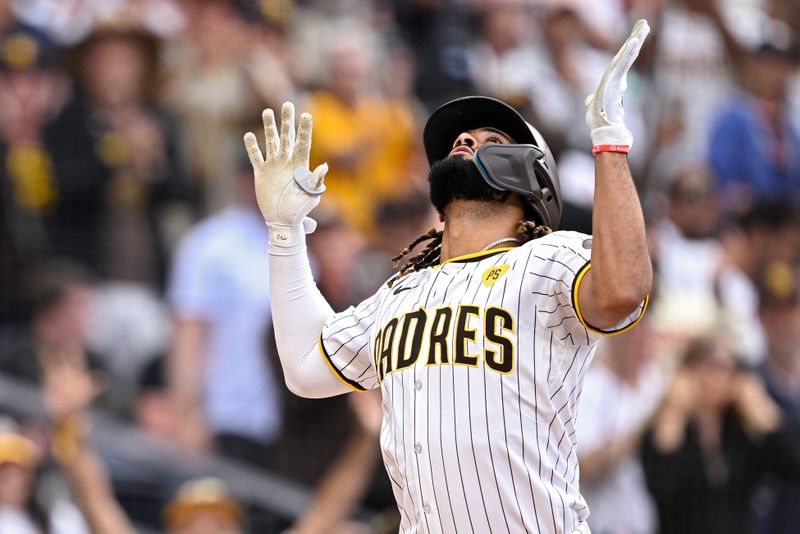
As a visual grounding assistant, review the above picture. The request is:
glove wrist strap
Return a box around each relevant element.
[589,123,633,156]
[592,144,630,156]
[268,223,305,248]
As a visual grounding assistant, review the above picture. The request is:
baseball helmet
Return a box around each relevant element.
[423,96,562,230]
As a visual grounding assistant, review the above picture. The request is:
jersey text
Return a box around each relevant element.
[373,304,515,381]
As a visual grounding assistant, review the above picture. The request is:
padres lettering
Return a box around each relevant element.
[373,305,514,381]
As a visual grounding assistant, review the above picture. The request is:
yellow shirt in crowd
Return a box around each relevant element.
[308,91,418,234]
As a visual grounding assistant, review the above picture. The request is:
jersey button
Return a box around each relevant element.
[414,380,422,391]
[423,503,432,514]
[414,442,422,454]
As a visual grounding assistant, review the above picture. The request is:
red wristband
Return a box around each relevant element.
[592,144,630,156]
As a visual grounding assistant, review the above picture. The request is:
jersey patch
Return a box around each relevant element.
[481,264,509,287]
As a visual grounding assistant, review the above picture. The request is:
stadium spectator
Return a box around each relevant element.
[39,343,247,534]
[642,335,800,534]
[0,25,70,324]
[161,0,271,213]
[577,318,666,534]
[0,1,12,32]
[10,0,186,45]
[166,156,282,467]
[649,0,744,164]
[753,262,800,534]
[0,415,89,533]
[66,19,189,288]
[709,21,800,212]
[390,0,476,110]
[289,392,390,534]
[0,259,97,386]
[239,1,295,114]
[648,164,765,364]
[304,32,418,236]
[758,264,800,424]
[163,477,243,534]
[466,3,547,124]
[134,355,176,443]
[720,200,800,291]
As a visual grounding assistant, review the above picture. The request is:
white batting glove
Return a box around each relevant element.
[585,19,650,156]
[244,102,328,247]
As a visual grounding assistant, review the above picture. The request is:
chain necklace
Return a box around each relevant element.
[480,236,521,252]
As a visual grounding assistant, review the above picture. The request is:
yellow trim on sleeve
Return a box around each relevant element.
[572,262,649,336]
[318,337,367,392]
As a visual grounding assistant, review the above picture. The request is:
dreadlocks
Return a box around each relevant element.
[386,220,552,288]
[387,228,442,288]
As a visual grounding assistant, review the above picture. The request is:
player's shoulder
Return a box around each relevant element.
[380,267,427,295]
[521,230,593,256]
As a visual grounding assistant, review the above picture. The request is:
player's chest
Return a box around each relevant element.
[371,260,527,382]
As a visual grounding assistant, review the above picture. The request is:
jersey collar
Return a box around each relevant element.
[437,247,516,267]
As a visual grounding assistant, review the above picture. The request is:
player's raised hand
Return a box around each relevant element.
[244,102,328,247]
[585,19,650,156]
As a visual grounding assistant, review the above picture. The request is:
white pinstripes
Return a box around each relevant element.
[320,231,645,533]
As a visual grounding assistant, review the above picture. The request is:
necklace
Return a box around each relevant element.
[480,236,521,252]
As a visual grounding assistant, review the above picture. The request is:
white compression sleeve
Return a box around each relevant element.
[268,239,353,398]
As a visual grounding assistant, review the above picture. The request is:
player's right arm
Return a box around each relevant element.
[244,103,351,398]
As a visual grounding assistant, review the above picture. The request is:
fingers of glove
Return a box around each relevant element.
[294,112,313,166]
[595,20,650,124]
[279,102,296,161]
[243,132,264,167]
[607,20,650,91]
[589,50,617,122]
[629,19,651,46]
[610,36,645,90]
[601,38,642,122]
[606,19,649,72]
[262,108,280,160]
[310,162,328,190]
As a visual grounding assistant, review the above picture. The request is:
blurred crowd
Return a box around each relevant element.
[0,0,799,532]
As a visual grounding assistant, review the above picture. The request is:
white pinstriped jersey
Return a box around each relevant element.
[319,231,647,534]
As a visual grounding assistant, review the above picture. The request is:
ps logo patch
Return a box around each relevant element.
[482,264,509,287]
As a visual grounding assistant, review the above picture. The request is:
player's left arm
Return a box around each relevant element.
[579,20,653,330]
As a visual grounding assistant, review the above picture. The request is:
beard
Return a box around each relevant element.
[427,156,510,214]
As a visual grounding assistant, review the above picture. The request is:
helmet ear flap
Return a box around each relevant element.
[474,143,562,230]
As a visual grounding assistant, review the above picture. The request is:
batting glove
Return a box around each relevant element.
[585,19,650,156]
[244,102,328,247]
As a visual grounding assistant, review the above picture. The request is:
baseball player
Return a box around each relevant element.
[244,20,652,534]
